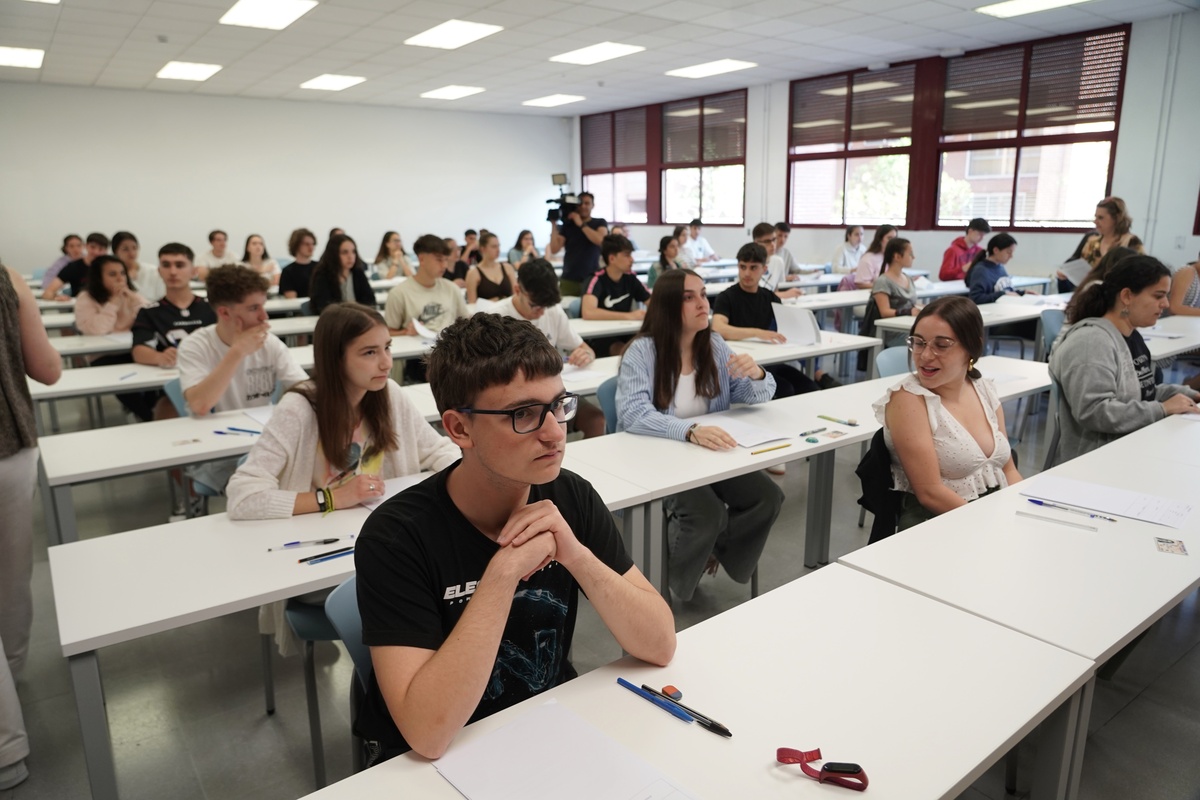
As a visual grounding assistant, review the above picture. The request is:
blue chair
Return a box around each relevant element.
[563,296,582,319]
[300,300,313,316]
[874,345,910,378]
[162,378,222,516]
[597,376,618,434]
[284,598,340,788]
[325,577,374,772]
[1041,308,1065,359]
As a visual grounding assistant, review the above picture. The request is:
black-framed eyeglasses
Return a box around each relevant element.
[906,335,957,354]
[457,393,579,434]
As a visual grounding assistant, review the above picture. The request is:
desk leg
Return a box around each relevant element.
[51,484,77,546]
[1065,676,1094,800]
[49,398,60,433]
[70,651,119,800]
[36,457,59,547]
[647,499,667,598]
[1030,683,1084,800]
[618,502,649,585]
[866,346,878,380]
[804,451,835,568]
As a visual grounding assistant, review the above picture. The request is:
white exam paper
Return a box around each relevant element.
[1060,258,1091,286]
[561,364,609,384]
[1138,326,1184,340]
[772,304,820,346]
[243,406,274,426]
[360,473,429,511]
[1020,475,1193,529]
[689,409,787,448]
[412,319,439,340]
[433,702,697,800]
[104,331,134,345]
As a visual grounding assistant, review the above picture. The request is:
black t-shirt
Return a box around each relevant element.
[585,269,649,313]
[278,261,314,298]
[59,259,89,297]
[713,284,781,331]
[447,260,471,283]
[1124,329,1155,401]
[558,216,608,283]
[131,297,216,351]
[354,462,633,755]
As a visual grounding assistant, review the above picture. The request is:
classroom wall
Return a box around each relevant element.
[0,82,573,271]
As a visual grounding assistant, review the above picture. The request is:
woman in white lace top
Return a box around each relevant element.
[873,295,1021,530]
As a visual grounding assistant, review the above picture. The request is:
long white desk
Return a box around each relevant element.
[567,356,1050,585]
[1142,313,1200,360]
[297,564,1093,800]
[839,415,1200,798]
[875,293,1070,360]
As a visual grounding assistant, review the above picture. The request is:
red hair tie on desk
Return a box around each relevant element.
[777,747,868,791]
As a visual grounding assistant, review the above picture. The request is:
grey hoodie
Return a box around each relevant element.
[1048,316,1195,462]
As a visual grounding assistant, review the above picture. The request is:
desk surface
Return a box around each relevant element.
[840,415,1200,663]
[1143,314,1200,360]
[874,294,1068,333]
[298,564,1092,800]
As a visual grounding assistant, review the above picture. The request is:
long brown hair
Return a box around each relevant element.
[291,303,398,470]
[632,269,719,410]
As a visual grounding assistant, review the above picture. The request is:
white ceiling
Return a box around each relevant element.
[0,0,1196,116]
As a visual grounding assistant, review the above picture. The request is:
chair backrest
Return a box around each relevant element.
[563,296,582,319]
[875,345,910,378]
[596,376,618,435]
[1042,373,1064,471]
[163,377,189,417]
[300,300,313,316]
[1040,308,1065,359]
[325,576,373,692]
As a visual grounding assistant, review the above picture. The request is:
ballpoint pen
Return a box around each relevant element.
[268,538,340,552]
[616,678,693,723]
[227,426,261,435]
[214,430,255,437]
[640,684,732,737]
[298,546,354,564]
[797,427,827,437]
[304,550,355,566]
[1027,498,1117,522]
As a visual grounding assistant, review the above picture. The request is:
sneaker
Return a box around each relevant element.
[168,496,203,523]
[767,463,787,476]
[0,759,29,790]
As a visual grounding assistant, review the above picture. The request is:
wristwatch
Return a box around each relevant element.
[777,747,868,791]
[686,423,699,443]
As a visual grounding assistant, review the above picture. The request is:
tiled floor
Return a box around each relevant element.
[6,355,1200,799]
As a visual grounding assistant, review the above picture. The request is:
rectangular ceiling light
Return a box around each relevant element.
[952,98,1019,109]
[666,59,756,79]
[405,20,502,50]
[523,94,586,108]
[420,85,485,100]
[156,61,222,81]
[820,80,899,97]
[0,46,44,68]
[21,0,60,4]
[220,0,316,30]
[975,0,1093,18]
[550,42,645,66]
[850,121,894,130]
[1003,105,1070,116]
[665,107,724,117]
[300,73,365,91]
[791,119,841,129]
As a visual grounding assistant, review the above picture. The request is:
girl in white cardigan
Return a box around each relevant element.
[226,302,460,654]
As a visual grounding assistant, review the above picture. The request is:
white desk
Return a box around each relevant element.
[50,460,651,800]
[727,330,881,374]
[839,416,1200,798]
[568,356,1049,585]
[38,297,75,312]
[42,313,76,331]
[875,293,1070,360]
[298,565,1093,800]
[49,317,322,360]
[1142,314,1200,360]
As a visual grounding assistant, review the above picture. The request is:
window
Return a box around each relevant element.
[661,90,747,225]
[937,28,1128,229]
[581,107,649,223]
[788,65,915,227]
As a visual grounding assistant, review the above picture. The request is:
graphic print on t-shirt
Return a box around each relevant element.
[484,584,568,699]
[419,302,445,326]
[244,365,276,403]
[603,293,630,309]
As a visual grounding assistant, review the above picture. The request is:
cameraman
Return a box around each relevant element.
[548,191,607,297]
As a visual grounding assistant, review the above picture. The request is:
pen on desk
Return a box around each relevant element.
[213,430,255,437]
[751,443,792,456]
[304,549,355,566]
[298,545,354,564]
[269,538,340,552]
[797,427,827,437]
[818,414,858,426]
[118,371,137,381]
[640,684,732,738]
[616,678,693,723]
[1026,498,1117,522]
[1015,510,1097,532]
[227,426,261,435]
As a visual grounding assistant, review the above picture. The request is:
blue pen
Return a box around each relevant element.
[616,678,694,723]
[214,430,254,437]
[1027,498,1117,522]
[118,371,137,381]
[227,426,261,435]
[304,549,355,566]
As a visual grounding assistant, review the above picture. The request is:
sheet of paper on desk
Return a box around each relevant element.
[433,702,697,800]
[360,473,429,511]
[690,409,788,448]
[243,406,274,426]
[412,319,439,341]
[773,304,820,346]
[561,364,608,383]
[1021,476,1193,529]
[1060,259,1091,286]
[1137,326,1184,340]
[104,332,133,345]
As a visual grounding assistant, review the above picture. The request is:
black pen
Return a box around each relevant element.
[298,545,353,564]
[641,684,732,738]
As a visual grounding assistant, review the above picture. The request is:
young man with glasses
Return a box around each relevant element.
[751,222,803,300]
[354,313,676,762]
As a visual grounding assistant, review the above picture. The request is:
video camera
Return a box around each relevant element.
[545,173,580,223]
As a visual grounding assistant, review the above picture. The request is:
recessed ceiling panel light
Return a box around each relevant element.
[300,73,365,91]
[952,98,1019,109]
[523,94,586,107]
[976,0,1093,18]
[156,61,223,80]
[220,0,316,30]
[420,85,485,100]
[550,42,645,66]
[21,0,60,4]
[666,59,756,79]
[819,80,899,97]
[405,20,503,50]
[0,46,44,68]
